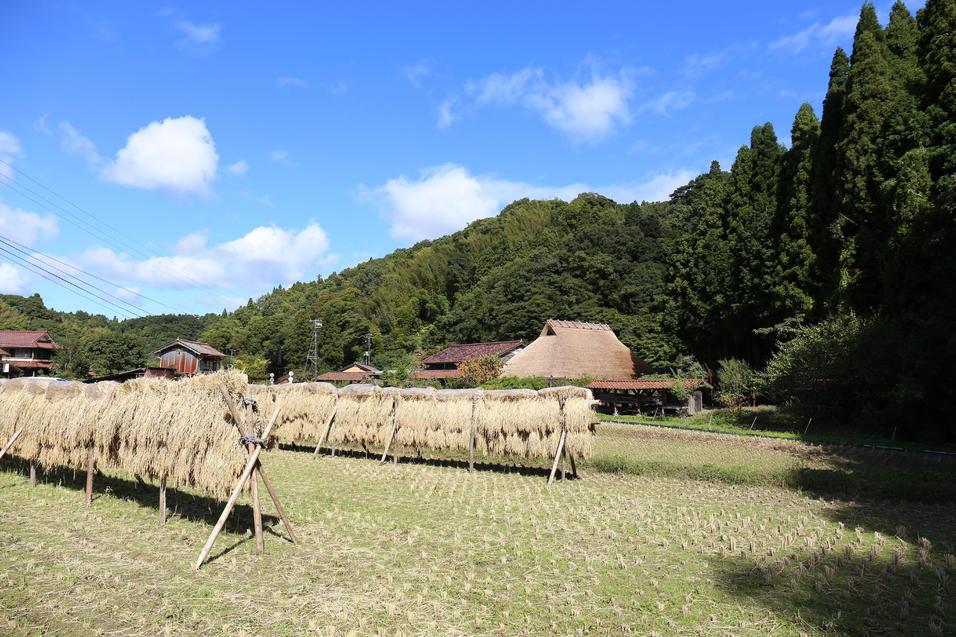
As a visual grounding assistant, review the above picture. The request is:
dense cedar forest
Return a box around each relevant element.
[2,2,954,440]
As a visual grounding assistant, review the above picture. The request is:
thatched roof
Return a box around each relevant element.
[500,320,652,380]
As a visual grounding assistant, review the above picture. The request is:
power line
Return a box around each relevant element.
[0,236,150,318]
[0,161,226,294]
[0,231,187,315]
[0,248,142,319]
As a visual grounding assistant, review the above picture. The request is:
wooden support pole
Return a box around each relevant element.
[245,402,264,556]
[547,429,567,485]
[313,400,337,456]
[560,445,567,481]
[195,405,280,569]
[569,450,578,479]
[548,396,568,485]
[85,445,95,506]
[29,461,36,488]
[0,427,24,461]
[468,395,477,472]
[380,398,399,464]
[257,467,298,544]
[159,477,167,525]
[219,387,297,544]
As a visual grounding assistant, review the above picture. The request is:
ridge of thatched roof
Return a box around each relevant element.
[501,319,652,380]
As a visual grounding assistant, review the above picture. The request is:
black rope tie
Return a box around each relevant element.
[238,435,267,448]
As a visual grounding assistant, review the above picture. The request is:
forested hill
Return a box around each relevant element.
[2,1,954,440]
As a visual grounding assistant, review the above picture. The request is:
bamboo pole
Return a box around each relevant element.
[468,396,477,472]
[85,445,95,506]
[195,404,281,569]
[245,402,264,555]
[218,387,297,543]
[547,429,567,485]
[159,477,167,525]
[569,450,578,479]
[380,398,399,464]
[29,461,36,488]
[548,397,568,485]
[0,427,24,460]
[313,399,338,456]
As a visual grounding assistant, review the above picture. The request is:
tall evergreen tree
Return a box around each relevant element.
[773,103,820,318]
[918,0,956,186]
[834,10,896,311]
[811,48,850,312]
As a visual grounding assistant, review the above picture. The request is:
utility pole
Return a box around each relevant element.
[364,333,372,366]
[305,319,322,379]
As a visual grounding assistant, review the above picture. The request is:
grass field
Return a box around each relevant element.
[1,421,954,636]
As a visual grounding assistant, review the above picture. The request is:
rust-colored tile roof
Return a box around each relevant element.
[0,330,63,349]
[588,379,709,390]
[8,360,54,369]
[409,369,464,379]
[422,340,523,365]
[0,348,9,357]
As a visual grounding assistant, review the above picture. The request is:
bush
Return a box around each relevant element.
[716,358,757,408]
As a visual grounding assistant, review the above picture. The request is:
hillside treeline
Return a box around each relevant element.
[2,2,953,440]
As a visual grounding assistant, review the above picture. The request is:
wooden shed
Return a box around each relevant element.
[153,339,226,376]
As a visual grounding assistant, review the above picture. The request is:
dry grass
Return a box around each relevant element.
[0,425,953,636]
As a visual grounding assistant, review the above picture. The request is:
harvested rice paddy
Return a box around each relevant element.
[1,422,954,636]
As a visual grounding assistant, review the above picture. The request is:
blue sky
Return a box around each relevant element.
[0,1,914,317]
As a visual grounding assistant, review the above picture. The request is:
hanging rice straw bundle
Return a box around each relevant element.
[476,389,541,456]
[250,382,337,444]
[537,386,597,459]
[334,384,393,446]
[432,389,479,453]
[0,378,62,463]
[102,369,250,498]
[394,387,436,448]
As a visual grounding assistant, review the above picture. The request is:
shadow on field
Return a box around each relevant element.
[707,546,951,636]
[0,457,282,534]
[281,443,574,480]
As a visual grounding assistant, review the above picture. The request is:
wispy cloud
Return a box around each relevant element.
[277,76,310,88]
[268,149,295,167]
[639,90,695,115]
[0,131,22,180]
[167,16,221,55]
[226,159,248,177]
[458,62,637,142]
[769,13,856,53]
[437,97,457,130]
[402,59,432,88]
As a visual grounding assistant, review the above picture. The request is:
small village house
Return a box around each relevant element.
[587,379,709,417]
[314,361,382,385]
[410,340,524,383]
[500,320,651,380]
[153,339,226,376]
[0,330,63,376]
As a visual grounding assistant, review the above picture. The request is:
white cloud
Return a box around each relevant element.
[75,222,331,291]
[463,65,634,142]
[682,52,729,78]
[361,163,696,241]
[226,159,248,177]
[0,131,21,180]
[769,14,857,53]
[268,149,294,166]
[59,121,103,166]
[640,90,696,115]
[277,77,310,88]
[175,21,221,54]
[0,263,29,294]
[402,59,432,88]
[100,116,219,196]
[0,201,59,246]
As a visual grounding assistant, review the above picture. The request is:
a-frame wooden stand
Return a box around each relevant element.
[195,390,296,568]
[548,396,577,484]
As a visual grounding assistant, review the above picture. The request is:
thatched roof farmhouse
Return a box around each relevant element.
[500,320,652,380]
